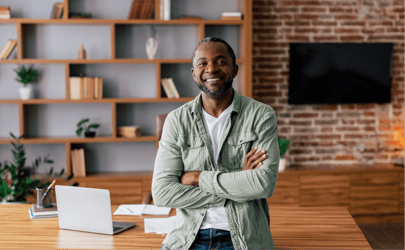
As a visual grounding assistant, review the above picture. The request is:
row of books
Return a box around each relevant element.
[128,0,155,19]
[50,2,63,19]
[69,77,103,100]
[117,126,141,138]
[161,78,179,98]
[0,39,16,60]
[0,6,10,19]
[71,148,86,177]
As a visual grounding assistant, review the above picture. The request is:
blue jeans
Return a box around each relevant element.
[161,229,234,250]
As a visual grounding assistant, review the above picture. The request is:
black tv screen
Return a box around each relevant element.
[288,43,393,104]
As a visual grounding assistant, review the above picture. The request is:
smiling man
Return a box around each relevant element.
[152,37,280,250]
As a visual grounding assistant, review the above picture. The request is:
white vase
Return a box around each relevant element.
[19,85,32,100]
[279,158,286,172]
[146,37,158,59]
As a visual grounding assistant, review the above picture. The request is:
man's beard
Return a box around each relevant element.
[196,78,233,98]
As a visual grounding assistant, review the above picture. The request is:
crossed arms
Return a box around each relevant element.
[152,109,280,208]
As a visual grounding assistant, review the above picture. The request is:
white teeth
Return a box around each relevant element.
[206,78,220,82]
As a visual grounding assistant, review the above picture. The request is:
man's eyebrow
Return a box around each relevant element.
[197,55,227,62]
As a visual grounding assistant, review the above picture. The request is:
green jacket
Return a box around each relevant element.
[152,89,280,249]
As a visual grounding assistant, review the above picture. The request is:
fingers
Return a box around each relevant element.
[251,153,267,169]
[244,146,258,164]
[248,149,267,170]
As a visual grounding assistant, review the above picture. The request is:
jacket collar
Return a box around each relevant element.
[191,88,241,117]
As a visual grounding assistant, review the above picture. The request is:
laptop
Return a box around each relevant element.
[55,185,137,235]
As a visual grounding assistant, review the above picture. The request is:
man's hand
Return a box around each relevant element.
[180,171,201,186]
[241,146,267,171]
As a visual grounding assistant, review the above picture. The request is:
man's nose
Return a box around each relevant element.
[205,62,218,73]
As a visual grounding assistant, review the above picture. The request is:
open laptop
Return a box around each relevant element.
[55,185,137,235]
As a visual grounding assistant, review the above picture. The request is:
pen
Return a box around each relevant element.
[125,207,134,214]
[40,180,56,205]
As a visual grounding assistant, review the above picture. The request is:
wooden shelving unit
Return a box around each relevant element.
[0,0,252,186]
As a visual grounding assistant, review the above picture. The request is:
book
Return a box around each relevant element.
[0,40,11,60]
[78,148,86,177]
[50,3,63,19]
[98,78,103,99]
[159,0,164,20]
[163,78,179,98]
[83,77,88,100]
[3,40,16,59]
[28,208,58,219]
[161,78,174,98]
[89,77,95,100]
[144,0,155,19]
[69,77,82,100]
[31,204,58,216]
[94,77,99,99]
[71,149,86,177]
[221,12,242,17]
[140,0,149,19]
[128,0,143,19]
[163,0,170,20]
[0,6,10,19]
[156,114,167,140]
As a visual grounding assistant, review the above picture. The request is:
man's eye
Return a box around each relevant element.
[198,62,206,66]
[218,61,225,64]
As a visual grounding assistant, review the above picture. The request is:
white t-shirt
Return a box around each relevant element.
[199,104,232,231]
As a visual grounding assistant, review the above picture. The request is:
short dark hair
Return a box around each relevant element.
[191,37,236,67]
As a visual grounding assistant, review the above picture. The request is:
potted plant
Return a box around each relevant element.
[14,65,38,100]
[0,133,74,204]
[278,138,290,172]
[76,118,100,138]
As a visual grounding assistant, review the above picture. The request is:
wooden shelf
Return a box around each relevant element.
[0,58,244,64]
[0,97,194,104]
[0,135,158,144]
[0,18,245,25]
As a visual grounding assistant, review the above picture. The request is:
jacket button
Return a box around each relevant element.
[188,144,190,147]
[239,140,242,143]
[201,213,204,216]
[193,233,195,236]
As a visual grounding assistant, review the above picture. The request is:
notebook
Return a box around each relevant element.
[55,185,137,235]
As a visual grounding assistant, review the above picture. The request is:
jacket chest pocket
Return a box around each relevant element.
[177,136,205,171]
[221,131,257,170]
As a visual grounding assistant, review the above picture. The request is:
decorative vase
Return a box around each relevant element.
[19,85,32,100]
[279,158,286,172]
[146,37,158,59]
[84,131,96,138]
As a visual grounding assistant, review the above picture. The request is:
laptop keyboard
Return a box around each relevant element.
[113,226,124,232]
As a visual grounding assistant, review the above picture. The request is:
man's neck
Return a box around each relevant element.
[201,88,233,118]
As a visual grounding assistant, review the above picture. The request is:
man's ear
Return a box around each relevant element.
[191,67,195,79]
[233,64,239,78]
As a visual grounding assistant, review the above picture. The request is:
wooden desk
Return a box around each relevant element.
[0,205,372,249]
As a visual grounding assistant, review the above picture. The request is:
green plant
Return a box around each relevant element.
[13,65,37,87]
[0,133,70,203]
[76,118,100,137]
[278,139,290,157]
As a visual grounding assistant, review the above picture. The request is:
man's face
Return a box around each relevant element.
[191,41,238,98]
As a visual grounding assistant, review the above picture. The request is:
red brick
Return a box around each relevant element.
[273,7,299,13]
[293,113,319,118]
[340,21,366,26]
[285,21,311,26]
[340,35,364,41]
[313,35,338,41]
[341,104,357,110]
[294,157,308,162]
[336,127,361,132]
[363,112,376,117]
[316,148,339,153]
[312,21,338,26]
[322,156,334,160]
[289,149,313,155]
[337,112,361,117]
[342,119,355,125]
[293,142,319,147]
[308,156,321,161]
[335,155,357,161]
[290,120,312,126]
[357,104,375,109]
[255,91,282,97]
[334,14,358,20]
[316,135,341,139]
[387,28,401,33]
[357,119,375,125]
[361,28,386,34]
[294,28,319,33]
[329,8,356,13]
[293,14,320,19]
[302,7,327,13]
[253,28,278,34]
[280,1,322,6]
[260,49,286,55]
[253,14,278,20]
[312,105,338,111]
[279,127,291,133]
[286,35,311,41]
[335,28,361,33]
[314,119,339,125]
[344,134,366,139]
[254,57,282,63]
[364,127,376,132]
[258,64,283,69]
[279,15,293,20]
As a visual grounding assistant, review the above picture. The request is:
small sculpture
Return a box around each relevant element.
[146,26,158,59]
[78,43,86,60]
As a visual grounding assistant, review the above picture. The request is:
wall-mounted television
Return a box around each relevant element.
[288,43,393,105]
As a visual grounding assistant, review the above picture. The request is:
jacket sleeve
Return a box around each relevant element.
[198,108,280,203]
[152,112,226,209]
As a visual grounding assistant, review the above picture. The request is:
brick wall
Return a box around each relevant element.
[251,0,404,167]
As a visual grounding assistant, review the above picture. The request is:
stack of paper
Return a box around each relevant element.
[113,204,171,216]
[144,216,177,234]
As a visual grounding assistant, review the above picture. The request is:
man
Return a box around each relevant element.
[152,37,280,250]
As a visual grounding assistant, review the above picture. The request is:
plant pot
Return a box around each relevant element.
[279,158,286,172]
[19,85,32,100]
[84,131,96,138]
